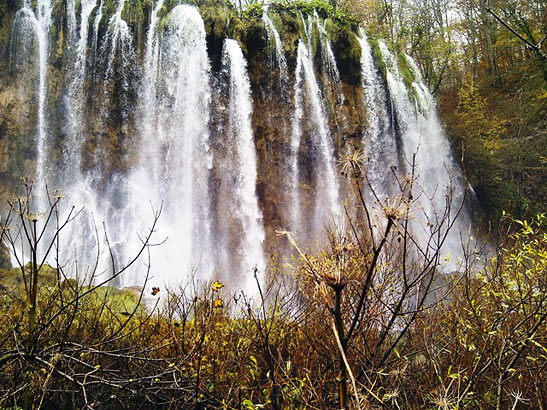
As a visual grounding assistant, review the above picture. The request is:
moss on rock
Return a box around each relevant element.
[397,52,415,91]
[325,17,360,85]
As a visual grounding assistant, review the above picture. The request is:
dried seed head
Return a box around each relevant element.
[339,149,365,178]
[381,199,406,220]
[24,212,44,222]
[51,189,64,200]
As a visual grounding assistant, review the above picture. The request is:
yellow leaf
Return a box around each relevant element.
[212,281,224,292]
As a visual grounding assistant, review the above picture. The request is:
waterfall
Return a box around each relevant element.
[378,41,470,264]
[67,0,77,44]
[405,52,472,261]
[313,12,346,159]
[52,0,127,282]
[356,30,398,197]
[3,2,474,289]
[92,0,104,72]
[48,0,135,282]
[94,0,135,177]
[290,35,341,240]
[121,3,214,287]
[262,8,288,82]
[220,39,266,294]
[314,11,341,84]
[101,0,135,107]
[139,0,163,147]
[51,0,102,281]
[65,0,97,178]
[10,0,53,207]
[289,44,304,232]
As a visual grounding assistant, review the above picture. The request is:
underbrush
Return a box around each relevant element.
[0,179,545,409]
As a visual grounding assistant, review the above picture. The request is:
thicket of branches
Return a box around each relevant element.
[0,158,545,409]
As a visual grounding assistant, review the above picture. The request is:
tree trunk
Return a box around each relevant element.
[479,0,498,76]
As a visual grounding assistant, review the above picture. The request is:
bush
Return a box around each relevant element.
[0,180,545,409]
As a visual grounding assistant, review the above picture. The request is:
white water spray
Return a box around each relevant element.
[262,8,288,81]
[357,30,398,197]
[378,41,470,265]
[121,4,214,288]
[92,0,104,71]
[12,0,53,206]
[314,11,341,84]
[221,39,266,295]
[65,0,97,177]
[102,0,134,88]
[290,38,341,239]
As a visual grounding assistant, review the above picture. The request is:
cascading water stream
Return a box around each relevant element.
[31,0,52,191]
[7,0,56,266]
[289,48,304,232]
[139,0,163,150]
[53,0,108,281]
[314,11,340,84]
[3,1,474,289]
[94,0,135,174]
[405,53,472,259]
[262,8,288,82]
[12,0,53,207]
[220,39,266,294]
[378,41,470,264]
[377,41,417,169]
[67,0,77,44]
[120,4,214,288]
[261,7,293,235]
[50,0,136,282]
[65,0,97,178]
[104,0,130,77]
[289,34,341,240]
[313,12,347,152]
[101,0,135,116]
[357,30,386,145]
[92,0,104,72]
[356,29,398,197]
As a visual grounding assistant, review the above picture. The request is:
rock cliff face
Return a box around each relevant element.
[0,0,469,293]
